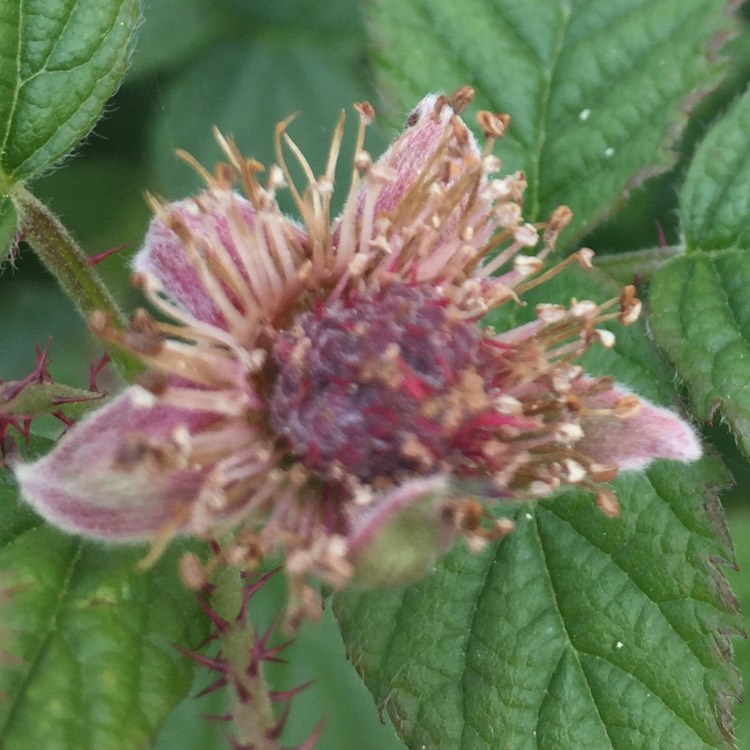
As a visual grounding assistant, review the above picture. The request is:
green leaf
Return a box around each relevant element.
[368,0,735,245]
[0,195,17,260]
[681,87,750,251]
[128,0,230,81]
[650,249,750,455]
[336,268,741,749]
[0,0,139,184]
[336,464,738,750]
[724,509,750,749]
[143,2,381,202]
[0,477,209,750]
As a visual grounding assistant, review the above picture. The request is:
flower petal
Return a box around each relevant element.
[578,384,702,471]
[133,189,259,327]
[14,387,218,540]
[373,93,483,216]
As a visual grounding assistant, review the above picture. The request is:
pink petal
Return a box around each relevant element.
[14,388,219,540]
[372,93,484,217]
[578,384,702,471]
[133,189,259,327]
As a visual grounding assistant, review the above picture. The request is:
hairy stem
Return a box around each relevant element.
[11,185,142,380]
[594,244,684,284]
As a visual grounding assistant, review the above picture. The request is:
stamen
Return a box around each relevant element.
[175,149,216,186]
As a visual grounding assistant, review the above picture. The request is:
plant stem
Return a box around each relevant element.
[11,185,142,381]
[594,244,684,284]
[210,566,279,749]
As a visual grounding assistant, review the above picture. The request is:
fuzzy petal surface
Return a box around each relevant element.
[370,94,488,240]
[15,388,217,540]
[579,384,702,471]
[133,190,258,327]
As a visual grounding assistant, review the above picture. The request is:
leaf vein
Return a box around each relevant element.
[0,536,83,743]
[531,511,615,749]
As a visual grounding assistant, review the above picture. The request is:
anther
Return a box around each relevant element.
[447,85,475,114]
[354,101,375,123]
[476,111,511,139]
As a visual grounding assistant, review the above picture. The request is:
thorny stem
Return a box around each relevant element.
[210,566,278,749]
[11,185,142,381]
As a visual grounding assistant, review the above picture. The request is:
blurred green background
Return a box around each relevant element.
[3,0,750,747]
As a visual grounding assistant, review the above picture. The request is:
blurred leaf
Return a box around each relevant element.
[227,0,363,29]
[681,86,750,251]
[0,0,138,183]
[0,273,95,385]
[368,0,736,245]
[145,14,381,202]
[336,269,741,749]
[0,195,17,259]
[128,0,231,81]
[650,249,750,455]
[0,470,209,750]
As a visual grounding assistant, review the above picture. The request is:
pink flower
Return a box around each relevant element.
[15,89,700,606]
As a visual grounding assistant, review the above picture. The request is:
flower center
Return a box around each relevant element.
[270,283,496,483]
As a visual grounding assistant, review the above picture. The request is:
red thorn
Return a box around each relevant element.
[250,615,290,672]
[197,596,231,635]
[238,566,283,621]
[708,398,721,428]
[292,718,326,750]
[202,712,233,723]
[51,394,103,406]
[194,675,227,699]
[52,410,75,428]
[227,738,252,750]
[270,680,314,703]
[0,416,32,446]
[195,630,221,650]
[3,341,52,401]
[654,219,666,249]
[258,637,292,665]
[88,353,110,391]
[266,699,293,741]
[261,653,289,666]
[232,676,252,704]
[9,230,25,261]
[34,341,52,378]
[172,644,230,673]
[87,243,130,267]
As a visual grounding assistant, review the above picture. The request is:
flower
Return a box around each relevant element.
[15,88,701,610]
